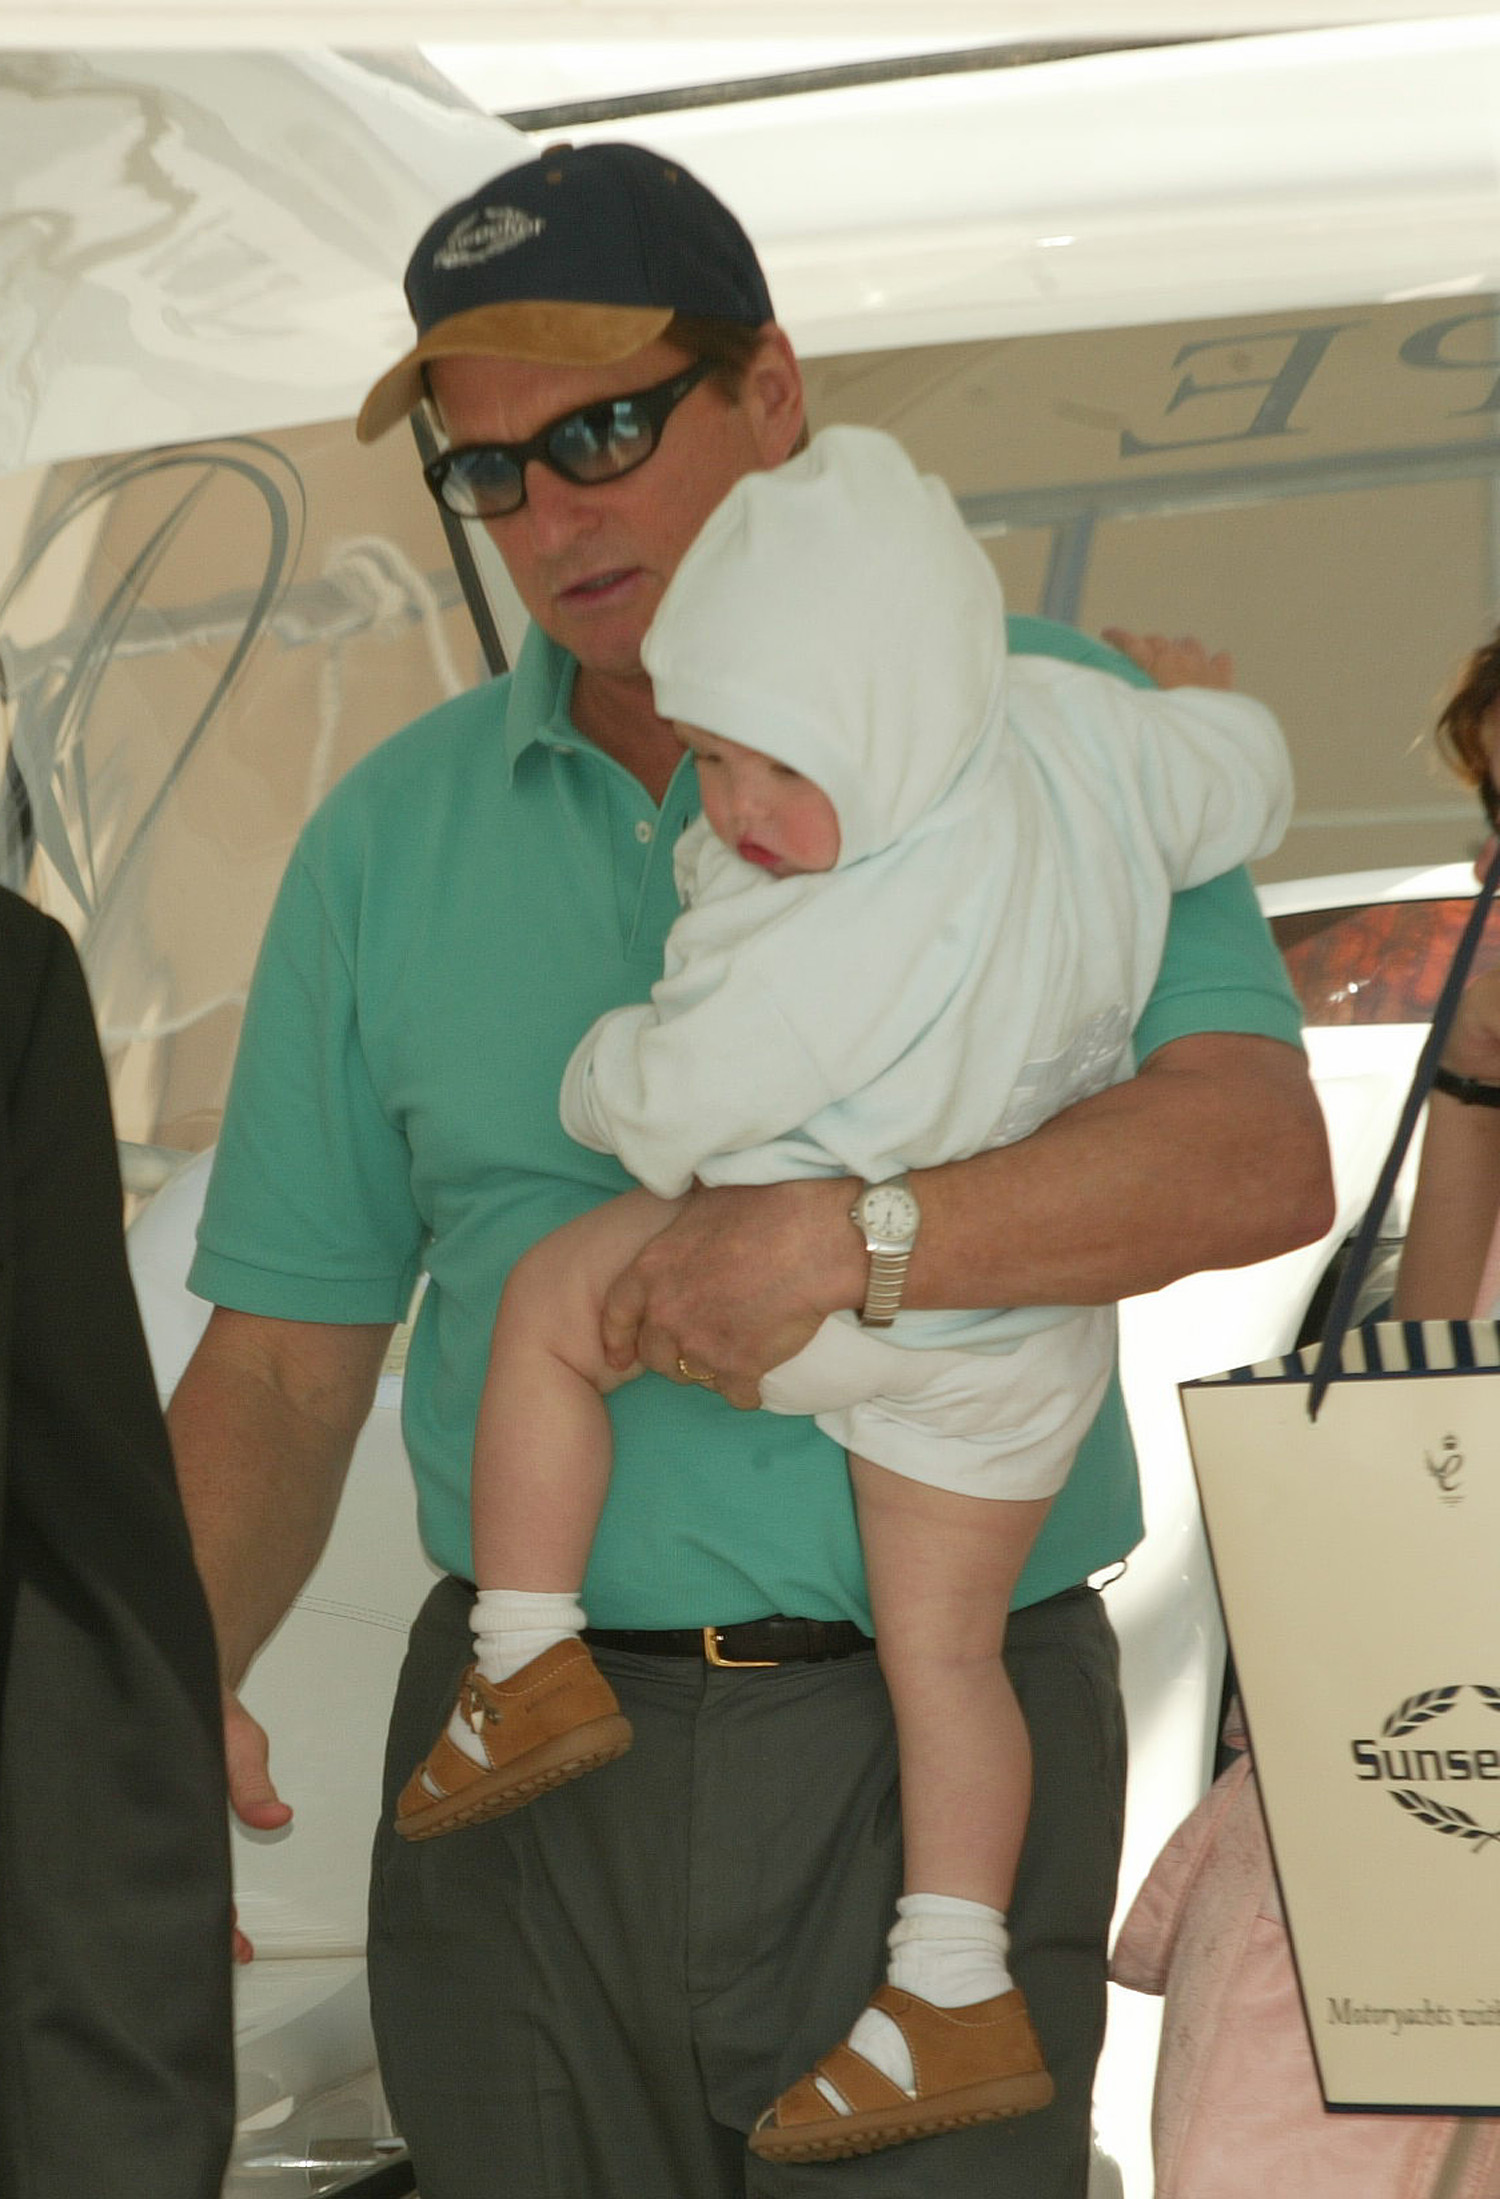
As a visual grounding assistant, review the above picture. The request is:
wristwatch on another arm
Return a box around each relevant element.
[849,1176,921,1327]
[1432,1063,1500,1108]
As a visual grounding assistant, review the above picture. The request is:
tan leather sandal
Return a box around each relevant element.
[747,1982,1054,2163]
[394,1638,632,1840]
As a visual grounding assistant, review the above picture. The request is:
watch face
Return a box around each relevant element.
[859,1182,919,1243]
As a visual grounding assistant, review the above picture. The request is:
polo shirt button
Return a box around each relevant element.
[635,820,654,843]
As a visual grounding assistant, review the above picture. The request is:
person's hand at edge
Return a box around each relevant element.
[1101,628,1234,691]
[223,1687,292,1961]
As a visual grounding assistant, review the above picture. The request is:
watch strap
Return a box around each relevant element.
[860,1248,912,1327]
[1432,1063,1500,1108]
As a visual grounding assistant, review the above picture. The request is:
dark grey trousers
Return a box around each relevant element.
[368,1577,1125,2199]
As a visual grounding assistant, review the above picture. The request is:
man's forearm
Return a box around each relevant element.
[606,1031,1334,1401]
[904,1032,1334,1310]
[167,1308,391,1688]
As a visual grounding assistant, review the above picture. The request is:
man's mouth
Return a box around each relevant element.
[558,567,636,603]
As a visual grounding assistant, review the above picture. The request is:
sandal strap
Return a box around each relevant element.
[762,2072,835,2132]
[868,1982,1041,2096]
[418,1725,496,1795]
[810,2041,910,2116]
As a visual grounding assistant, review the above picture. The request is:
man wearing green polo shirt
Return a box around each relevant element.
[170,145,1332,2197]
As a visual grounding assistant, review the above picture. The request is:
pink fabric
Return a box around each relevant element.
[1112,1750,1500,2198]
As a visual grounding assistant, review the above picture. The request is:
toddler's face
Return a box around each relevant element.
[676,725,840,878]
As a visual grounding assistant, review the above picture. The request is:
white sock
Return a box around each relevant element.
[821,1896,1013,2108]
[886,1892,1014,2006]
[445,1590,586,1766]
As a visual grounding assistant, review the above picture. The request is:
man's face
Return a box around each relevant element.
[428,336,803,680]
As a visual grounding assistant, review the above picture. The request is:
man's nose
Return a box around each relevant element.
[518,459,596,551]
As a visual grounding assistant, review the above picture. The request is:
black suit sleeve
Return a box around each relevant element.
[0,889,234,2199]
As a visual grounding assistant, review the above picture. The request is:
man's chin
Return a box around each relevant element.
[546,599,656,682]
[570,641,651,683]
[553,603,653,677]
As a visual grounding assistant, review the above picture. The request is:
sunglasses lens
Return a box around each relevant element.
[439,447,524,518]
[429,368,705,517]
[550,399,656,485]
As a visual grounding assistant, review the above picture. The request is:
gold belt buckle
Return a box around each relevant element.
[703,1625,778,1669]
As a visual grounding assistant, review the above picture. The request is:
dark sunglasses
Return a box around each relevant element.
[422,361,712,520]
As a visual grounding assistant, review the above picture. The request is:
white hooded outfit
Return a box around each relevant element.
[560,426,1292,1498]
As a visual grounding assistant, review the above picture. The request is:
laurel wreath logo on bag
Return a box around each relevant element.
[1358,1686,1500,1850]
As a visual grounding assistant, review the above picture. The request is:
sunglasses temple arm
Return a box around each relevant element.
[408,407,510,679]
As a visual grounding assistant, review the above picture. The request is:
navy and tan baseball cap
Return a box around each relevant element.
[356,141,775,443]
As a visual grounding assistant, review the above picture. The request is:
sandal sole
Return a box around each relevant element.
[748,2071,1055,2162]
[395,1715,633,1840]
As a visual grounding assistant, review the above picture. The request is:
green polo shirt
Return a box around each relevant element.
[190,616,1303,1627]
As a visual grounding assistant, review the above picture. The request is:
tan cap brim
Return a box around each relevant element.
[355,300,676,443]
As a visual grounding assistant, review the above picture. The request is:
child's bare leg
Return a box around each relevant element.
[392,1189,681,1840]
[817,1460,1054,2118]
[850,1455,1051,1914]
[749,1453,1059,2157]
[470,1187,685,1590]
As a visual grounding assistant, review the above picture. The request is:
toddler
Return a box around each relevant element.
[395,425,1293,2162]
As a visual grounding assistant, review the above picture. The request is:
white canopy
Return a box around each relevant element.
[0,52,529,473]
[8,22,1500,471]
[4,2,1500,44]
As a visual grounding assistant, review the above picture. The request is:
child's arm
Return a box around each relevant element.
[560,983,837,1200]
[560,849,977,1197]
[1036,634,1292,890]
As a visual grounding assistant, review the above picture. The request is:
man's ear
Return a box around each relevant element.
[742,325,806,467]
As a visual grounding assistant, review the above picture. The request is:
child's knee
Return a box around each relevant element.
[497,1234,608,1365]
[494,1193,679,1371]
[507,1224,587,1305]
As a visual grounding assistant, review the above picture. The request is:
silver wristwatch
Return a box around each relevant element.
[849,1176,921,1327]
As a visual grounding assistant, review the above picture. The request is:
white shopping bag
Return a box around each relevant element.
[1181,1319,1500,2112]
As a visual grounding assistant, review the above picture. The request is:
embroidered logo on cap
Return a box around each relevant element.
[434,206,545,272]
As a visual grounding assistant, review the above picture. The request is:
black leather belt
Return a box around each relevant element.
[583,1616,874,1668]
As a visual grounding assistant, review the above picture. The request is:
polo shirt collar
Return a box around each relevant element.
[496,624,701,828]
[499,623,580,780]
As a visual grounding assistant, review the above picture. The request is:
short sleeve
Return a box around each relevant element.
[1007,613,1155,689]
[189,845,424,1322]
[1131,864,1304,1065]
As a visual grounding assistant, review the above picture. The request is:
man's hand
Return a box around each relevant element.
[225,1688,292,1832]
[600,1177,859,1408]
[168,1308,389,1965]
[1101,628,1234,691]
[223,1688,292,1963]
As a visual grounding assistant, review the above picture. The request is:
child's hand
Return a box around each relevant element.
[1101,628,1234,691]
